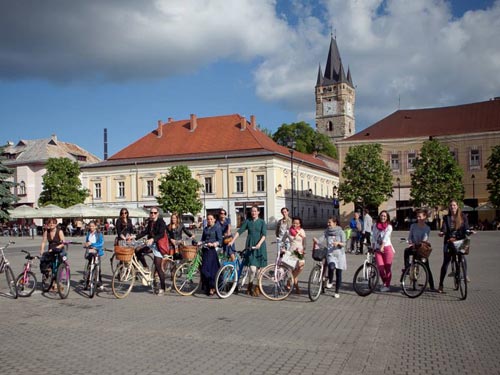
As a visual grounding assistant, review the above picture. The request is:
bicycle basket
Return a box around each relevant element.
[180,245,197,260]
[415,241,432,258]
[312,247,327,261]
[114,246,135,262]
[452,238,470,255]
[281,251,298,269]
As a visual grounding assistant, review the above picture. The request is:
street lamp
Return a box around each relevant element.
[287,138,296,215]
[396,176,401,213]
[201,186,206,219]
[471,174,476,199]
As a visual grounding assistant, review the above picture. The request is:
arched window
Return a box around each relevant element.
[328,121,333,131]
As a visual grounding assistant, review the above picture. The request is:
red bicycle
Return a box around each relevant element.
[15,250,39,297]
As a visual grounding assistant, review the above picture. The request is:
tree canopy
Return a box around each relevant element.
[339,144,393,207]
[38,158,89,208]
[410,139,464,208]
[0,147,18,221]
[272,121,338,159]
[156,165,203,216]
[485,145,500,208]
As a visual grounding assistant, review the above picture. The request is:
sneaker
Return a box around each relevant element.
[333,293,340,298]
[326,282,333,289]
[379,286,390,292]
[98,285,104,291]
[157,289,165,296]
[466,276,471,282]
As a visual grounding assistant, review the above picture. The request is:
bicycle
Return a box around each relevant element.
[41,241,78,299]
[109,239,154,276]
[352,246,379,297]
[400,240,429,299]
[258,239,295,301]
[81,247,102,298]
[0,241,18,298]
[215,247,253,299]
[15,250,40,297]
[307,246,328,302]
[172,242,206,296]
[449,234,471,300]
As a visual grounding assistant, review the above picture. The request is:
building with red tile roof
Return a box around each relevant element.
[337,98,500,224]
[81,114,339,227]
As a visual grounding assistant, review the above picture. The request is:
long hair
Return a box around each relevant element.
[449,200,463,229]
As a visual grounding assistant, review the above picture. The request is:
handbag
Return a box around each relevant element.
[157,231,172,256]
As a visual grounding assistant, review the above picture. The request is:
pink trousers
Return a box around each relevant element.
[375,246,394,287]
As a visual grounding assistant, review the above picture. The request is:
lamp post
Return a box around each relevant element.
[471,174,476,199]
[202,186,206,219]
[287,138,296,215]
[396,177,401,224]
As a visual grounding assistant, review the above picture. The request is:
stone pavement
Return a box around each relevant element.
[0,230,499,375]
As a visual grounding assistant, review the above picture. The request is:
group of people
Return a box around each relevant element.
[36,198,471,298]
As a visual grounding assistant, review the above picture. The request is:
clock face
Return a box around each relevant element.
[323,101,337,115]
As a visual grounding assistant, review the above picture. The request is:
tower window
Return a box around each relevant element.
[328,122,333,131]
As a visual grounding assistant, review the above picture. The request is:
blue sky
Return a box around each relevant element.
[1,0,499,158]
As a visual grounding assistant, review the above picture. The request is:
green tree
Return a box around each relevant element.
[0,147,18,221]
[272,121,338,159]
[485,145,500,208]
[410,139,464,208]
[156,165,203,215]
[339,144,393,207]
[38,158,89,208]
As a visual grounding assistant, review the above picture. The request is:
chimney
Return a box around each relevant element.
[51,134,57,142]
[168,117,174,123]
[104,128,108,160]
[157,120,163,138]
[251,115,257,130]
[240,116,247,131]
[190,114,197,132]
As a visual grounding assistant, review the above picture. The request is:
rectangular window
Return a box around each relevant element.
[256,175,265,192]
[407,152,416,170]
[205,177,213,194]
[94,183,101,199]
[236,176,244,193]
[146,180,154,196]
[450,149,458,162]
[118,181,125,198]
[470,149,480,168]
[391,153,400,171]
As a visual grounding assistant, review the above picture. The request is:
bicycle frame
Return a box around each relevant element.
[0,241,14,272]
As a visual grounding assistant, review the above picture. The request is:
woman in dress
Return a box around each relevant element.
[288,216,306,294]
[229,205,267,297]
[199,214,222,296]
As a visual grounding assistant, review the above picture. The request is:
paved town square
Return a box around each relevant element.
[1,230,499,375]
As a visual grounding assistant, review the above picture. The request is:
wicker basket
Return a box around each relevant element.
[114,245,135,262]
[180,245,197,260]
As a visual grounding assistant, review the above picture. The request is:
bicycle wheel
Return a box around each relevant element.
[401,260,428,298]
[42,269,53,293]
[308,264,323,302]
[173,262,201,296]
[56,262,71,299]
[457,260,467,300]
[353,263,379,297]
[15,271,37,297]
[89,262,98,298]
[112,263,135,299]
[215,264,238,299]
[150,263,159,294]
[161,258,175,289]
[110,253,117,276]
[5,265,18,299]
[259,264,294,301]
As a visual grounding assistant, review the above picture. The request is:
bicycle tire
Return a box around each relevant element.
[458,260,467,300]
[173,262,201,296]
[15,271,37,297]
[401,260,428,298]
[111,252,154,275]
[56,262,71,299]
[161,258,176,290]
[215,264,238,299]
[89,262,98,298]
[5,265,18,299]
[258,263,294,301]
[307,264,323,302]
[150,263,159,294]
[112,263,135,299]
[353,263,379,297]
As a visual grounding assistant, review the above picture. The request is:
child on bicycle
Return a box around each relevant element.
[82,221,105,290]
[313,216,346,298]
[39,218,66,279]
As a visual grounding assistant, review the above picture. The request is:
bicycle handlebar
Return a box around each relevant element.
[21,249,40,260]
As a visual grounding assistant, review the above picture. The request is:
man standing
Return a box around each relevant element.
[349,211,363,254]
[275,207,292,242]
[360,208,373,255]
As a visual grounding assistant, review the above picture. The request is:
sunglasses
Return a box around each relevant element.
[219,212,226,215]
[121,212,128,215]
[150,211,158,215]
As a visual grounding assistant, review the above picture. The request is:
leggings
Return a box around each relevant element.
[327,262,342,293]
[153,256,166,290]
[375,248,394,287]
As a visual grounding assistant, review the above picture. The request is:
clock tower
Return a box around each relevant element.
[315,36,355,143]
